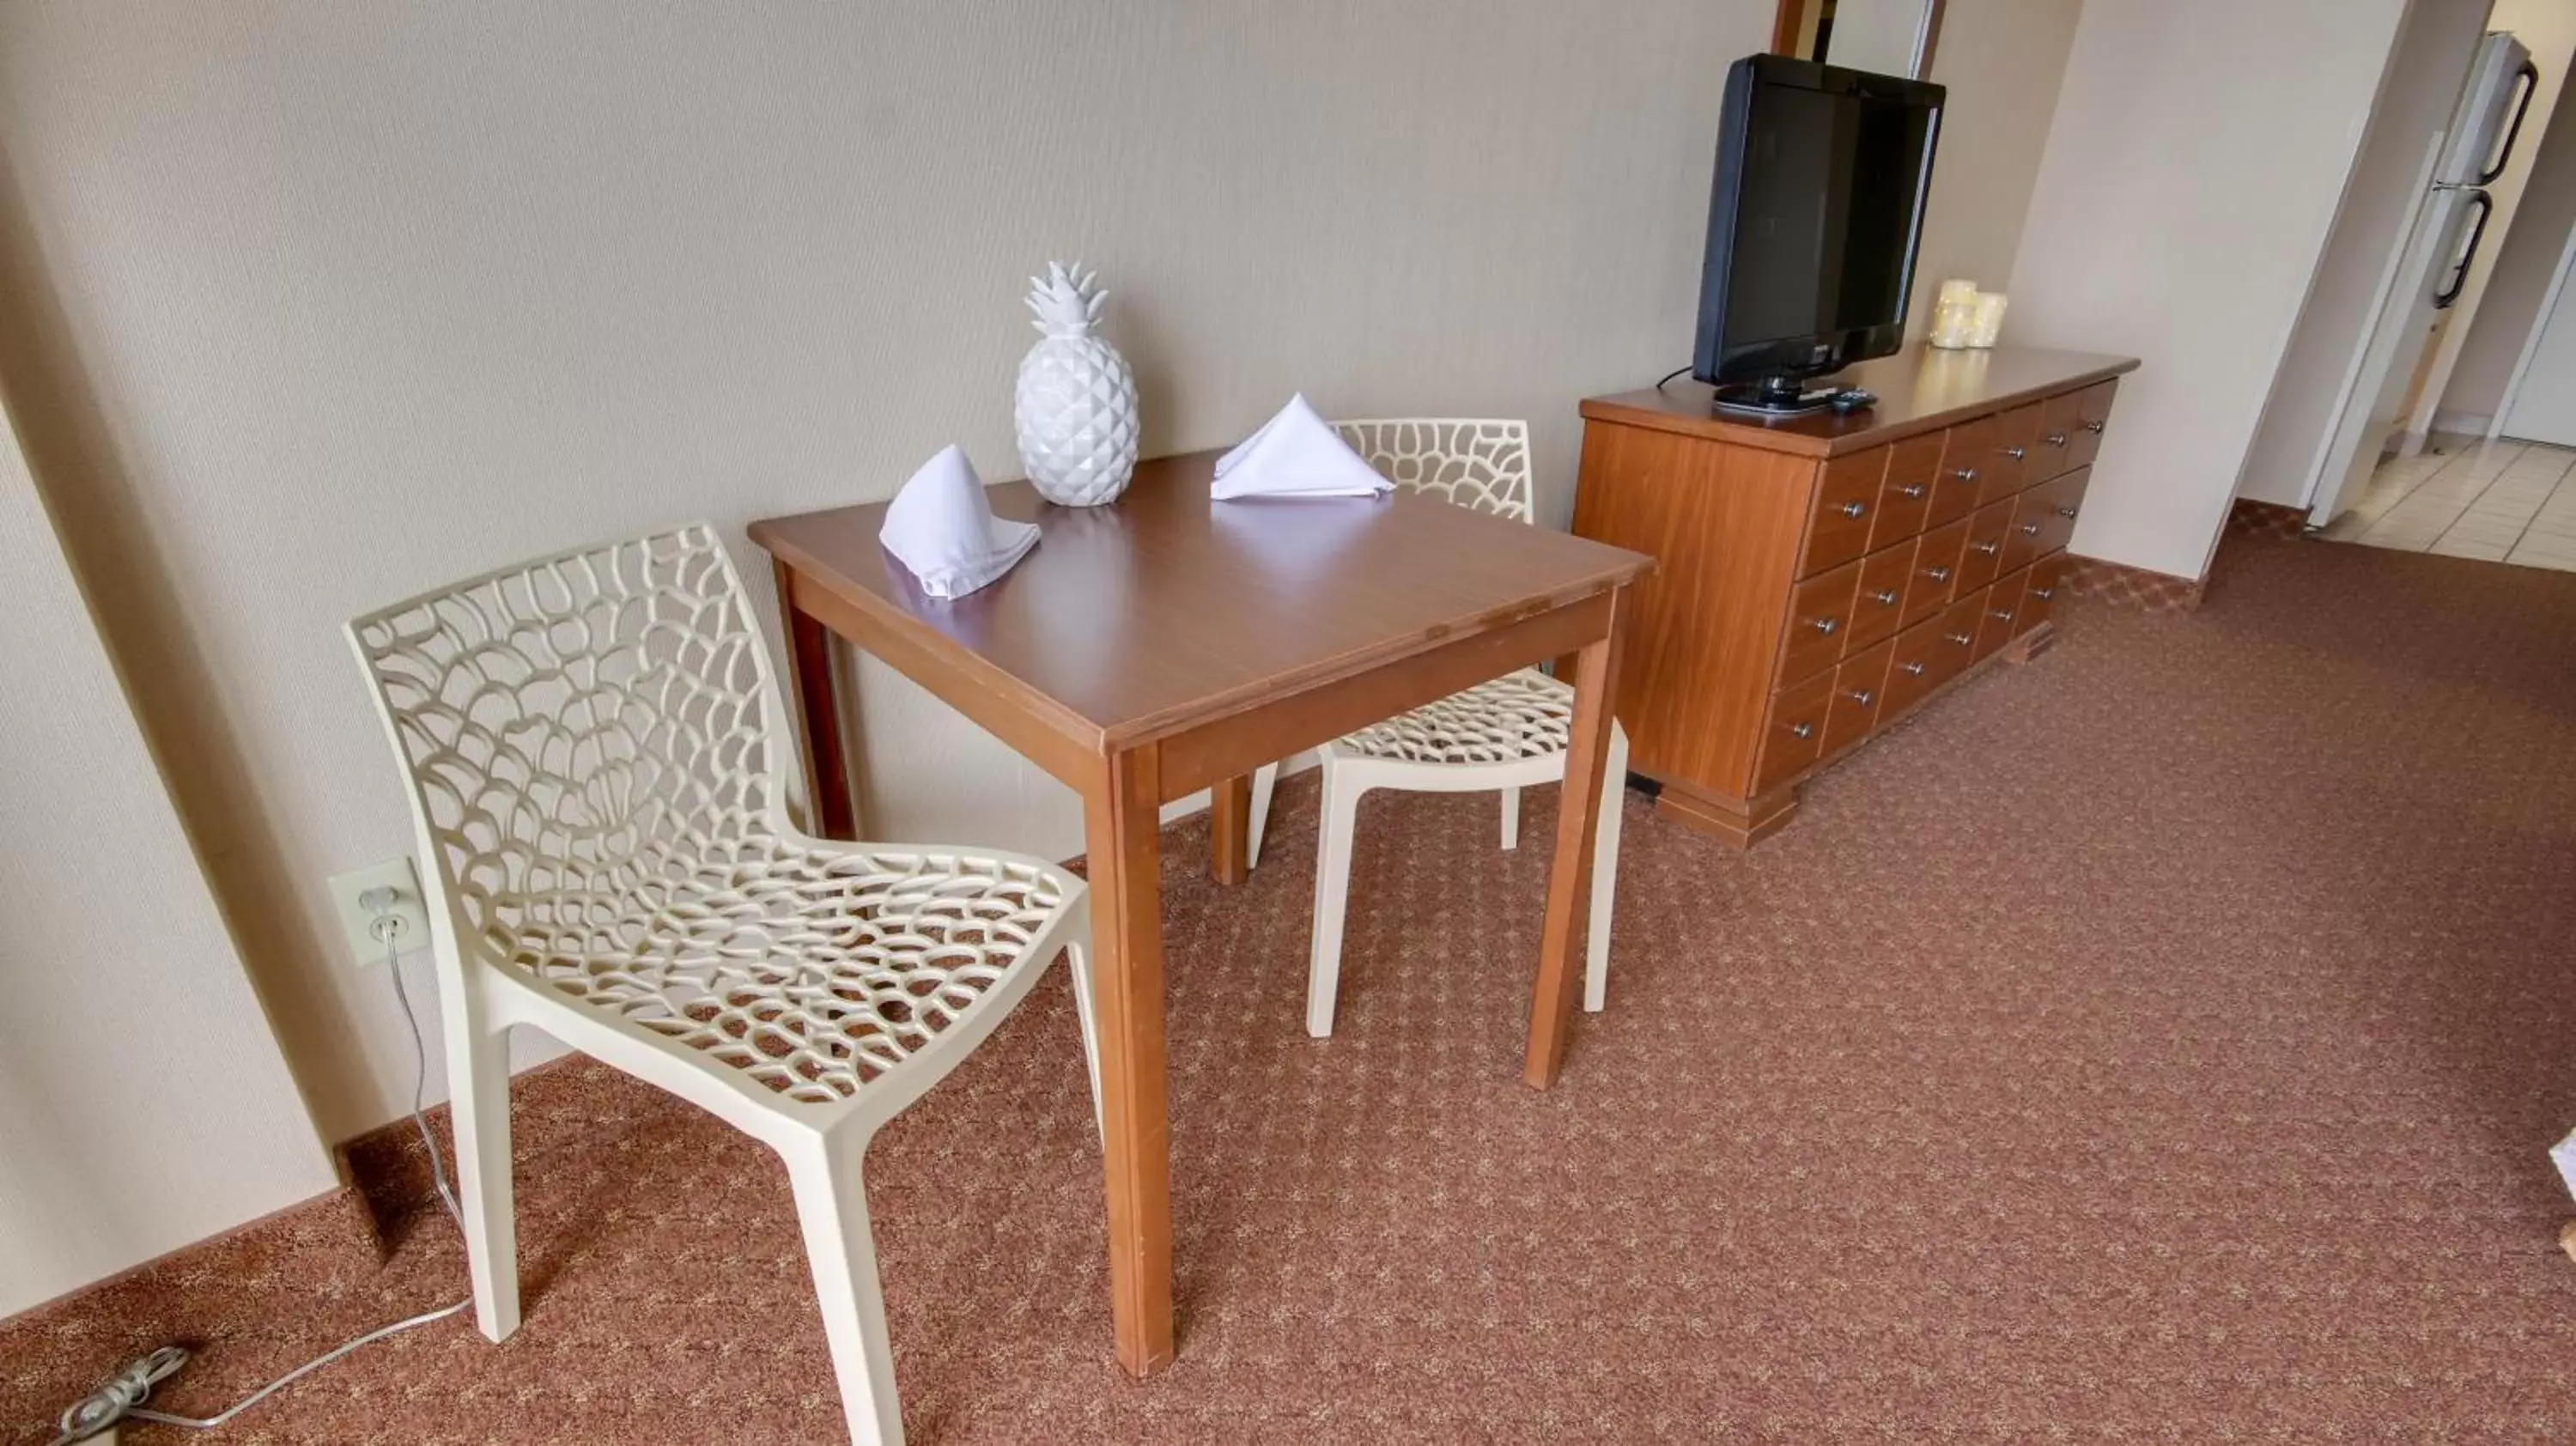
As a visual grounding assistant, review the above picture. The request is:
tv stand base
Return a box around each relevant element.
[1711,374,1841,416]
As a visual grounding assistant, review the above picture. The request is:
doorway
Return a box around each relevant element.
[2502,282,2576,441]
[2232,0,2568,531]
[2319,434,2576,568]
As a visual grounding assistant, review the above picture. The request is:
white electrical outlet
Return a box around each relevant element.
[325,857,431,968]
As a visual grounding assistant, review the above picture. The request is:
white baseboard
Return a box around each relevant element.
[2428,409,2492,440]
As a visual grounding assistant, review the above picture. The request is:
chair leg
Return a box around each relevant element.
[1063,935,1106,1146]
[1583,722,1630,1014]
[1306,766,1367,1038]
[1499,785,1521,852]
[1247,760,1279,868]
[442,969,520,1343]
[783,1131,907,1446]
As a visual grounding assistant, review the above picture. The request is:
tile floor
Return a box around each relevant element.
[2323,435,2576,570]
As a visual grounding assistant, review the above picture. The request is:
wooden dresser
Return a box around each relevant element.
[1571,346,2140,847]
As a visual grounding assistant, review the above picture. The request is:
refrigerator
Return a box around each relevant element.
[2309,31,2538,529]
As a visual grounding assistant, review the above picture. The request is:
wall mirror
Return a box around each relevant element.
[1771,0,1945,78]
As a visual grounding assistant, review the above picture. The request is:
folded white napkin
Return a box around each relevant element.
[1211,393,1394,501]
[878,445,1040,598]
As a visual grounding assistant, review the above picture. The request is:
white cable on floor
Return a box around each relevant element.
[47,903,472,1445]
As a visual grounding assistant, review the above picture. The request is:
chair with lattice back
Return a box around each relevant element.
[1242,419,1629,1035]
[345,523,1098,1446]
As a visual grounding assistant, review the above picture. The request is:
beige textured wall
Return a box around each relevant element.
[0,398,334,1317]
[1906,0,2087,341]
[0,1,2075,1151]
[0,1,1750,1141]
[2007,0,2409,578]
[2447,33,2576,424]
[2239,0,2494,507]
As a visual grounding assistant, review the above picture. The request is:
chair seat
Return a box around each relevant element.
[488,837,1075,1108]
[1328,666,1574,766]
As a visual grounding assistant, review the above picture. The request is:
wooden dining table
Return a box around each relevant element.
[747,449,1650,1378]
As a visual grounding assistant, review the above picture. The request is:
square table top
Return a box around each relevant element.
[748,450,1651,750]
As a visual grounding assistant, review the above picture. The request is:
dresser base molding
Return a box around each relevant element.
[2060,555,2205,612]
[1642,617,2061,850]
[2003,619,2059,664]
[1653,779,1800,848]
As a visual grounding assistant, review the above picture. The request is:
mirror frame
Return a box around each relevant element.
[1769,0,1945,79]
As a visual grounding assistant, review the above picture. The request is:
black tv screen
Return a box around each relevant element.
[1692,56,1944,398]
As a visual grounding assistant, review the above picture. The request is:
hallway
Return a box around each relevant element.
[2327,435,2576,568]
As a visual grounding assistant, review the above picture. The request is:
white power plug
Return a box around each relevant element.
[324,858,429,968]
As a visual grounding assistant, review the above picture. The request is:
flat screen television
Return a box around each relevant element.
[1692,55,1945,414]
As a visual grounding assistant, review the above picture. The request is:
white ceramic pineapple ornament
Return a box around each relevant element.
[1014,260,1139,507]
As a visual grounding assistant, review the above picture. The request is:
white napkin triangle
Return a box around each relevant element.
[878,445,1040,599]
[1212,393,1393,501]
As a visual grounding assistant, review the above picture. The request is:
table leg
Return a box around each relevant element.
[1525,585,1629,1089]
[1082,744,1177,1376]
[1209,774,1251,885]
[772,558,858,841]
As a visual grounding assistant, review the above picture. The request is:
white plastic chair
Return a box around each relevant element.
[1243,419,1630,1035]
[346,524,1098,1446]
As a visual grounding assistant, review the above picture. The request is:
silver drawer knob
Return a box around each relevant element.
[1899,660,1927,677]
[1789,720,1814,740]
[1810,616,1840,635]
[1840,500,1868,519]
[2081,419,2105,434]
[2056,505,2079,519]
[1952,466,1978,483]
[1971,539,2002,555]
[2045,432,2070,447]
[2020,522,2043,535]
[1869,588,1899,606]
[1899,482,1928,499]
[1926,565,1953,581]
[1990,608,2014,622]
[2001,445,2026,460]
[2032,586,2056,600]
[1845,687,1874,707]
[1945,631,1974,647]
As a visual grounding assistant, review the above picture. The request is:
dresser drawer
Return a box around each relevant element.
[1974,567,2030,662]
[1844,536,1916,655]
[1985,401,2046,501]
[2033,389,2088,478]
[1870,431,1944,547]
[1753,669,1837,795]
[1801,450,1886,577]
[2020,550,2070,632]
[1822,639,1893,758]
[1776,558,1862,685]
[1956,498,2015,593]
[2020,465,2090,561]
[1904,519,1968,628]
[1935,416,1998,523]
[2067,380,2117,470]
[1882,613,1949,716]
[1928,422,1986,528]
[2001,479,2064,575]
[1929,590,1988,687]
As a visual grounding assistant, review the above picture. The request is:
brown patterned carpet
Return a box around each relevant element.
[10,532,2576,1443]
